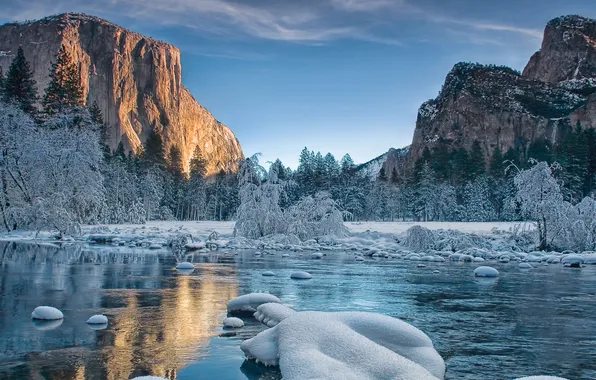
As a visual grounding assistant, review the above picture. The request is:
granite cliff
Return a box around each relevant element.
[383,15,596,176]
[0,13,243,175]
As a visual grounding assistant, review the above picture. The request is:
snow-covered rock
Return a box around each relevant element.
[518,263,533,269]
[474,266,499,277]
[561,254,584,264]
[355,256,365,261]
[87,314,108,324]
[31,306,64,320]
[176,262,194,270]
[281,253,290,258]
[241,311,444,380]
[185,241,206,250]
[262,271,275,276]
[311,252,323,259]
[513,377,570,380]
[223,317,244,328]
[254,303,296,327]
[290,271,312,279]
[227,293,281,312]
[473,257,485,262]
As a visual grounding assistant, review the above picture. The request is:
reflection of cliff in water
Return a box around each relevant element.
[0,242,238,380]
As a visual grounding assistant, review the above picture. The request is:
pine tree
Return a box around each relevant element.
[189,146,208,179]
[3,47,38,114]
[42,45,84,114]
[489,146,505,179]
[469,140,485,177]
[140,128,166,169]
[167,146,185,181]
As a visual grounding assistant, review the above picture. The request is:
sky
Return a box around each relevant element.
[1,1,595,168]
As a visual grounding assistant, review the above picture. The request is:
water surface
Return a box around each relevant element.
[0,241,594,379]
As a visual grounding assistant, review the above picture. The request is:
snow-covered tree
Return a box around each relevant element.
[234,155,285,239]
[463,176,497,222]
[286,191,347,240]
[514,160,568,250]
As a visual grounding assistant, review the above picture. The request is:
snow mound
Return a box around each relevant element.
[185,241,206,250]
[561,254,584,264]
[31,306,64,320]
[514,377,570,380]
[474,266,499,277]
[227,293,281,312]
[290,271,312,279]
[473,257,485,262]
[311,252,323,259]
[262,271,275,276]
[223,317,245,328]
[87,314,108,324]
[176,262,194,270]
[242,311,444,380]
[355,256,365,261]
[518,263,533,269]
[254,303,296,327]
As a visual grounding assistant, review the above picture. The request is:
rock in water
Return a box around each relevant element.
[0,13,243,175]
[223,317,244,328]
[176,262,194,270]
[262,271,275,276]
[474,266,499,277]
[87,314,108,324]
[31,306,63,320]
[290,271,312,280]
[518,263,533,269]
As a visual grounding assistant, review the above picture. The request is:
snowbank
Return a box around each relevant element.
[254,303,296,327]
[31,306,63,320]
[242,311,444,380]
[474,266,499,277]
[227,293,281,312]
[223,317,244,328]
[87,314,108,324]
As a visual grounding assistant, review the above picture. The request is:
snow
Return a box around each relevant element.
[290,271,312,279]
[86,314,108,324]
[223,317,244,328]
[518,263,533,269]
[514,377,570,380]
[474,266,499,277]
[175,262,194,270]
[345,221,529,235]
[242,311,444,380]
[262,271,275,276]
[227,293,281,312]
[31,306,64,320]
[254,303,296,327]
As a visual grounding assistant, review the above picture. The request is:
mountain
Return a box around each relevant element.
[0,13,243,175]
[383,15,596,176]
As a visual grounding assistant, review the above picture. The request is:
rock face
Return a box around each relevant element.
[400,15,596,173]
[0,13,243,175]
[523,16,596,84]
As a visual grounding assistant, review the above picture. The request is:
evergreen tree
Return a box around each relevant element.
[42,45,84,114]
[489,146,505,179]
[140,128,166,169]
[3,47,38,114]
[527,138,553,164]
[189,147,208,179]
[469,140,485,177]
[167,146,185,181]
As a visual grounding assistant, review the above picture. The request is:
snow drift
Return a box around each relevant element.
[241,310,445,380]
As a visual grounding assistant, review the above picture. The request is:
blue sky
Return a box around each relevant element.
[1,1,595,168]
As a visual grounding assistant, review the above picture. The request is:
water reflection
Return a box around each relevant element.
[0,241,237,380]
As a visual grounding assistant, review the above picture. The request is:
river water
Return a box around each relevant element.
[0,241,594,380]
